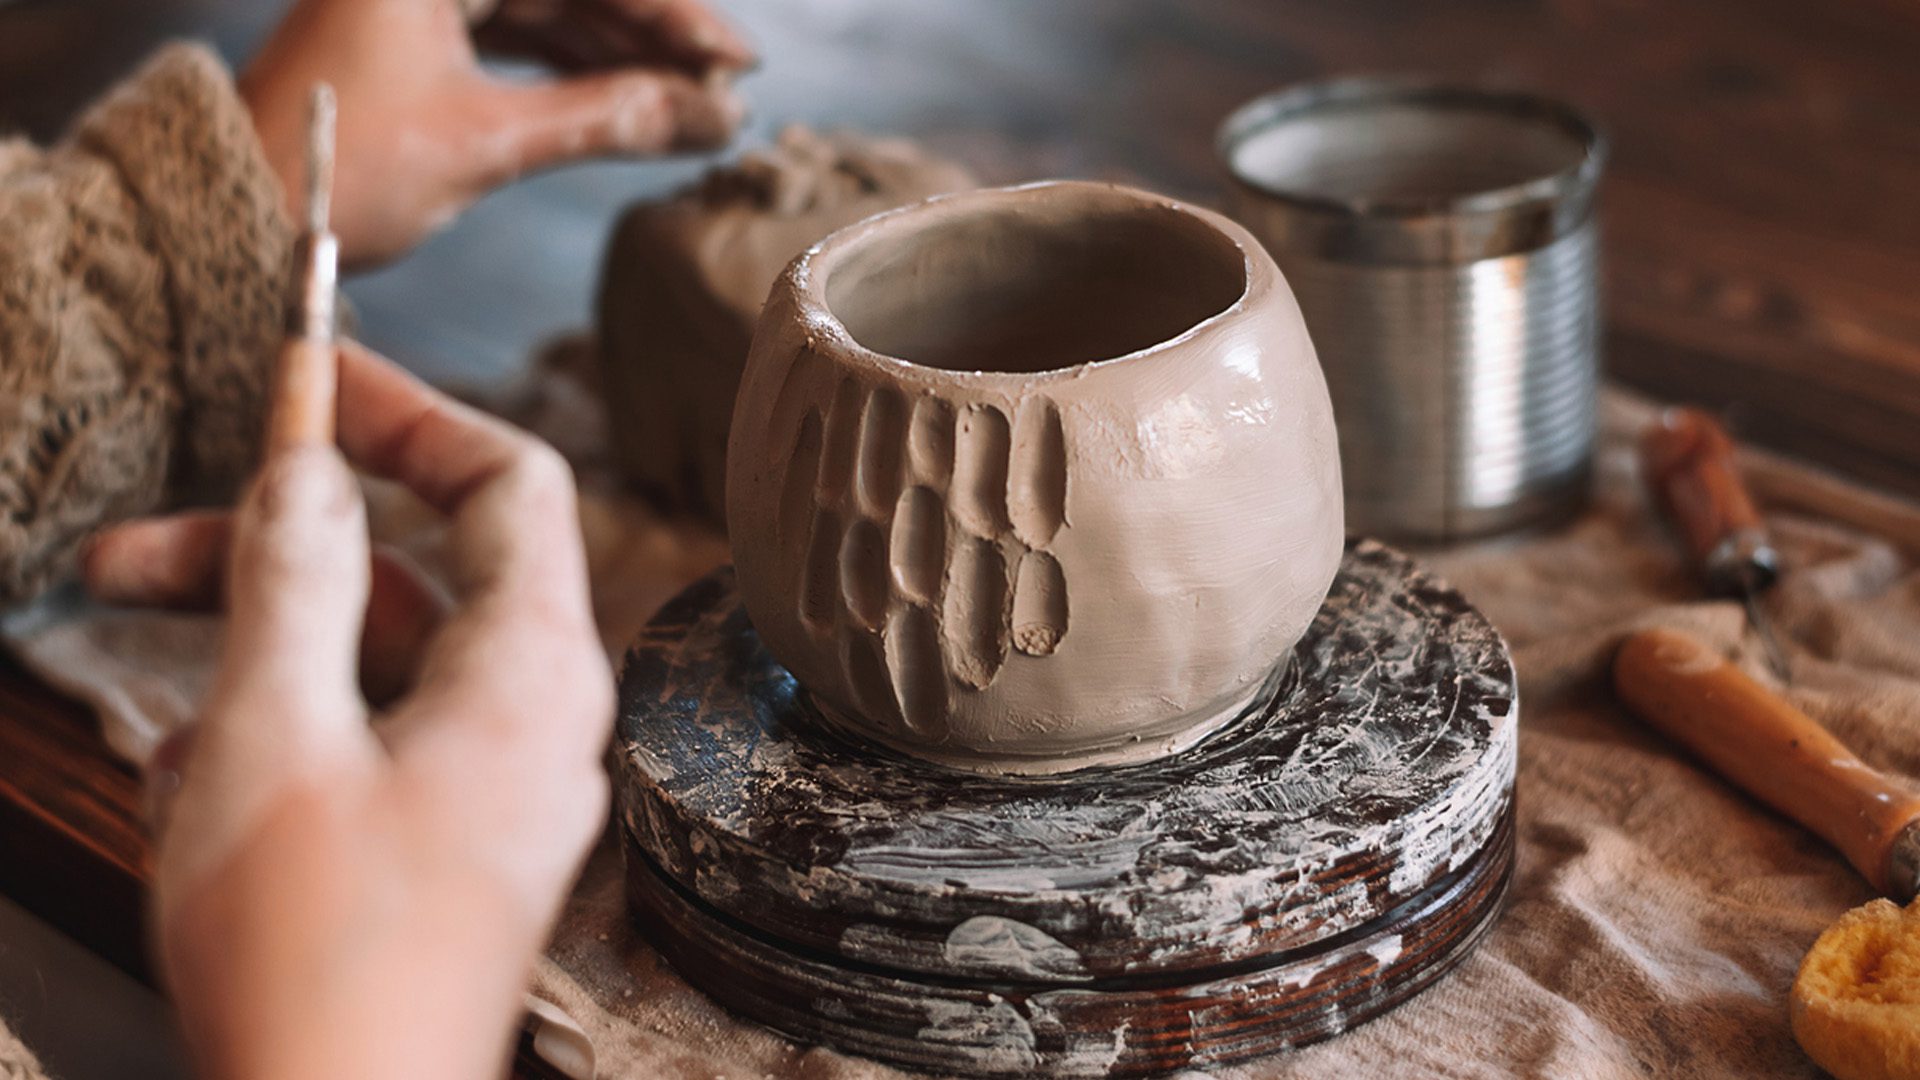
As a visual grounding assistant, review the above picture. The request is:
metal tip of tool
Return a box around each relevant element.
[1889,823,1920,904]
[306,83,336,237]
[1744,591,1793,683]
[294,83,340,343]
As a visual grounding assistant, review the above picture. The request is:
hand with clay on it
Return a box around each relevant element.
[473,0,756,75]
[82,343,612,1080]
[241,0,755,267]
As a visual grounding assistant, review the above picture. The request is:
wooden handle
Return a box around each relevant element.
[1613,627,1920,896]
[265,336,337,451]
[1640,408,1765,571]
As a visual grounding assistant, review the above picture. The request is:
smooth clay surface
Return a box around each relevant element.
[726,181,1344,773]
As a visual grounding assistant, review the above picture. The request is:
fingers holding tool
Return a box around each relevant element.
[84,507,451,705]
[331,340,614,917]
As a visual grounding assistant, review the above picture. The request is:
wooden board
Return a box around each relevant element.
[613,540,1518,1076]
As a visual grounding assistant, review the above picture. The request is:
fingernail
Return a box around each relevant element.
[253,447,357,522]
[77,530,105,579]
[144,724,196,831]
[693,23,758,69]
[723,86,750,128]
[77,527,132,601]
[707,71,749,123]
[144,766,182,830]
[677,75,748,150]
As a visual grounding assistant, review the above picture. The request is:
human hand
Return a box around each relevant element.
[85,343,613,1080]
[474,0,756,76]
[240,0,754,266]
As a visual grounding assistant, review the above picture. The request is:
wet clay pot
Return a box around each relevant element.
[726,181,1344,774]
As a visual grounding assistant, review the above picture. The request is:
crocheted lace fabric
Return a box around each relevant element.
[0,43,288,602]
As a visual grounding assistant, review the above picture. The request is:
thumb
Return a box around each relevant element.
[206,446,372,757]
[155,445,376,903]
[475,69,745,183]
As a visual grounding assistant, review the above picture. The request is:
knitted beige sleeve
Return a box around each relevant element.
[0,43,289,602]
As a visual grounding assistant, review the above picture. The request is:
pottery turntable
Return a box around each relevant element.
[612,183,1518,1077]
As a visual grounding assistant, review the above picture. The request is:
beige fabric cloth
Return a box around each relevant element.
[7,369,1917,1079]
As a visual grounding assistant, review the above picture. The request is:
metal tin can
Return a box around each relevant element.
[1220,79,1607,542]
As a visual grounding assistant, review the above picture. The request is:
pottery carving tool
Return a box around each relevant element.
[1641,407,1791,681]
[266,83,340,451]
[1614,627,1920,901]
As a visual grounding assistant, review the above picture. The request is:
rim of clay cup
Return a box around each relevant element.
[786,180,1270,385]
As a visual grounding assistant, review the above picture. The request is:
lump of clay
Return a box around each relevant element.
[595,126,976,523]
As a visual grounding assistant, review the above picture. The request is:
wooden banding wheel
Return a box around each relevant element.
[614,540,1517,1077]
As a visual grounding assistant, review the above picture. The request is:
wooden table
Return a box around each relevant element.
[2,0,1918,1075]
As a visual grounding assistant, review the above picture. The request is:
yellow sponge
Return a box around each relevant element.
[1793,898,1920,1080]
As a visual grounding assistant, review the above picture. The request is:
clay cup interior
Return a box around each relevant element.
[726,181,1345,774]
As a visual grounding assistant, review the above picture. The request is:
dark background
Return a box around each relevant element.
[2,0,1919,496]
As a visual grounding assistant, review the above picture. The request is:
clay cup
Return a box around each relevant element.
[727,181,1344,774]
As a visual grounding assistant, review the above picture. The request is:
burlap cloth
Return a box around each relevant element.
[6,359,1918,1078]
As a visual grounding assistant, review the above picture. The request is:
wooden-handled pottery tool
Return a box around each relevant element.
[1616,627,1920,1080]
[266,84,340,451]
[1641,407,1791,681]
[1614,626,1920,901]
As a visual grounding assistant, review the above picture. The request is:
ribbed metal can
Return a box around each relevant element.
[1219,80,1607,542]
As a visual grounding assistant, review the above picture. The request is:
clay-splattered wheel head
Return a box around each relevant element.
[726,181,1344,773]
